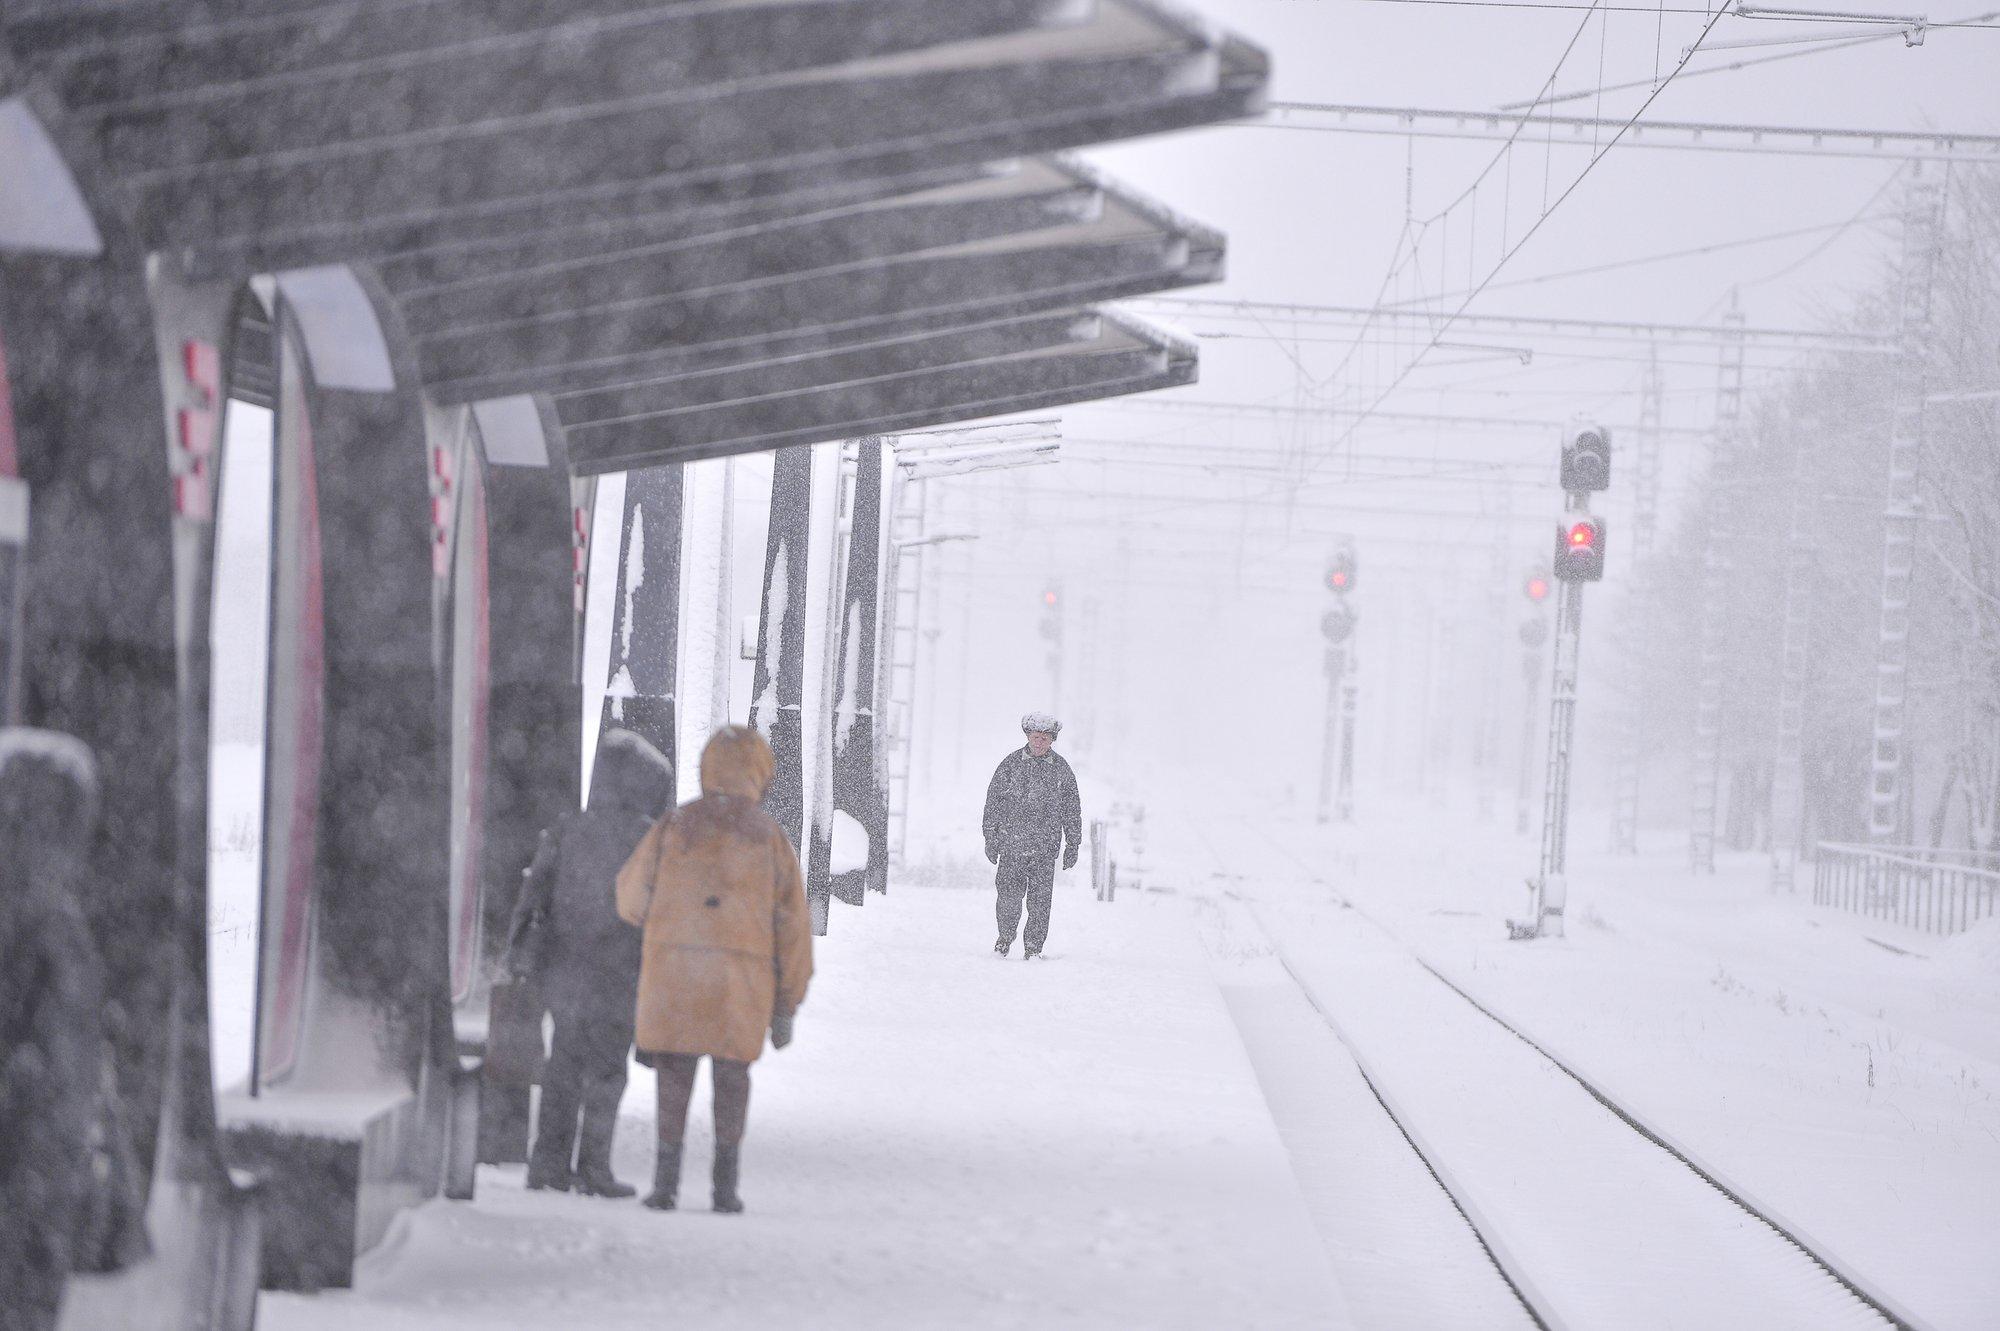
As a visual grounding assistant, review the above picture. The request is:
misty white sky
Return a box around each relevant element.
[918,1,1999,813]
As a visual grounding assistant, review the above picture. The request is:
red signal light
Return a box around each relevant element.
[1328,570,1349,590]
[1043,590,1058,607]
[1568,522,1596,548]
[1525,576,1550,603]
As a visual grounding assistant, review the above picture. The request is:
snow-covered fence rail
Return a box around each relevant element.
[1813,842,2000,936]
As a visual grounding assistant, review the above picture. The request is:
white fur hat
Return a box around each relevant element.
[1020,712,1061,737]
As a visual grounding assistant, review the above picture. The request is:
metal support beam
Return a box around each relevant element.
[595,465,684,784]
[1690,300,1746,874]
[1867,168,1946,843]
[1609,346,1663,856]
[750,446,812,860]
[1769,414,1817,889]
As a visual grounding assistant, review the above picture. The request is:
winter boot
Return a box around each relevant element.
[573,1079,637,1199]
[527,1074,582,1191]
[573,1127,636,1199]
[993,937,1011,958]
[712,1145,745,1214]
[525,1118,575,1192]
[642,1144,682,1211]
[1023,947,1041,960]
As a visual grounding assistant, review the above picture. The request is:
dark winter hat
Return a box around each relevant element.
[0,728,100,892]
[1021,712,1061,737]
[589,727,674,818]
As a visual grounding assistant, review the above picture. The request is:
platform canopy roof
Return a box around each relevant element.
[554,307,1195,473]
[2,0,1267,469]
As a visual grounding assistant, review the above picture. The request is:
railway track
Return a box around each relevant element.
[1188,823,1929,1330]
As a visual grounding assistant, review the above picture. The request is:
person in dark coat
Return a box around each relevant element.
[507,727,674,1198]
[0,730,144,1331]
[982,712,1083,960]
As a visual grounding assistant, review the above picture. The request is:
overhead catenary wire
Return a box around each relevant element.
[1293,0,1735,482]
[1380,213,1895,305]
[1271,0,2000,24]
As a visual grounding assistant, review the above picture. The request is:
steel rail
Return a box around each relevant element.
[1247,834,1927,1330]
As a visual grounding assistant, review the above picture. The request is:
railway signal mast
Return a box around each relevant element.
[1317,542,1358,824]
[1516,571,1552,834]
[1040,582,1064,716]
[1514,426,1609,940]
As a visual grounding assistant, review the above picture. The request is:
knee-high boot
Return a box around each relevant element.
[642,1143,682,1211]
[526,1076,581,1191]
[573,1074,636,1198]
[711,1145,744,1214]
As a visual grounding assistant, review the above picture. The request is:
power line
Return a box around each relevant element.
[1382,214,1893,304]
[1272,0,2000,24]
[1509,28,1892,106]
[1254,102,2000,161]
[1086,397,1715,436]
[1293,1,1738,479]
[1128,295,1897,351]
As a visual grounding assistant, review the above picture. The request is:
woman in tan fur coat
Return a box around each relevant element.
[616,725,813,1213]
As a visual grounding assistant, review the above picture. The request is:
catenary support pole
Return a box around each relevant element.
[1690,298,1746,873]
[1610,346,1663,854]
[1867,165,1946,844]
[1317,643,1345,824]
[1336,642,1358,823]
[1769,411,1817,889]
[1531,572,1586,939]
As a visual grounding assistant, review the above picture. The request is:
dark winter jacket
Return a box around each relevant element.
[982,746,1083,861]
[507,729,674,1022]
[0,731,147,1331]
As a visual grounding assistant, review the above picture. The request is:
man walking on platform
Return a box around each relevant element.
[983,713,1083,959]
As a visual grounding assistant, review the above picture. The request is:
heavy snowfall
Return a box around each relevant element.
[2,2,1998,1329]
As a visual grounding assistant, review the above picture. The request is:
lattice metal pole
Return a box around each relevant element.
[1867,166,1945,844]
[1632,346,1665,561]
[1516,624,1546,835]
[1769,413,1817,890]
[1522,546,1589,940]
[1477,531,1508,823]
[1316,642,1346,824]
[1336,635,1358,823]
[1610,348,1664,854]
[1691,300,1746,873]
[882,466,928,865]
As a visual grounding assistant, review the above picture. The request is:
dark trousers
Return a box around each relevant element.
[653,1053,752,1149]
[530,1004,633,1176]
[995,848,1059,953]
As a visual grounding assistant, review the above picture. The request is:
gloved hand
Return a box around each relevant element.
[770,1009,795,1050]
[1062,845,1079,871]
[984,839,999,865]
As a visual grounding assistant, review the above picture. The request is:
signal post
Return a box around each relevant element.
[1514,428,1609,940]
[1516,572,1551,834]
[1040,582,1063,713]
[1317,544,1357,824]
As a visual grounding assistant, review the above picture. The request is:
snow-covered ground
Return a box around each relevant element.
[262,871,1350,1331]
[1154,789,2000,1331]
[244,785,1998,1329]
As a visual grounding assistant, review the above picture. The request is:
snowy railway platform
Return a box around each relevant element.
[249,796,2000,1331]
[260,872,1353,1331]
